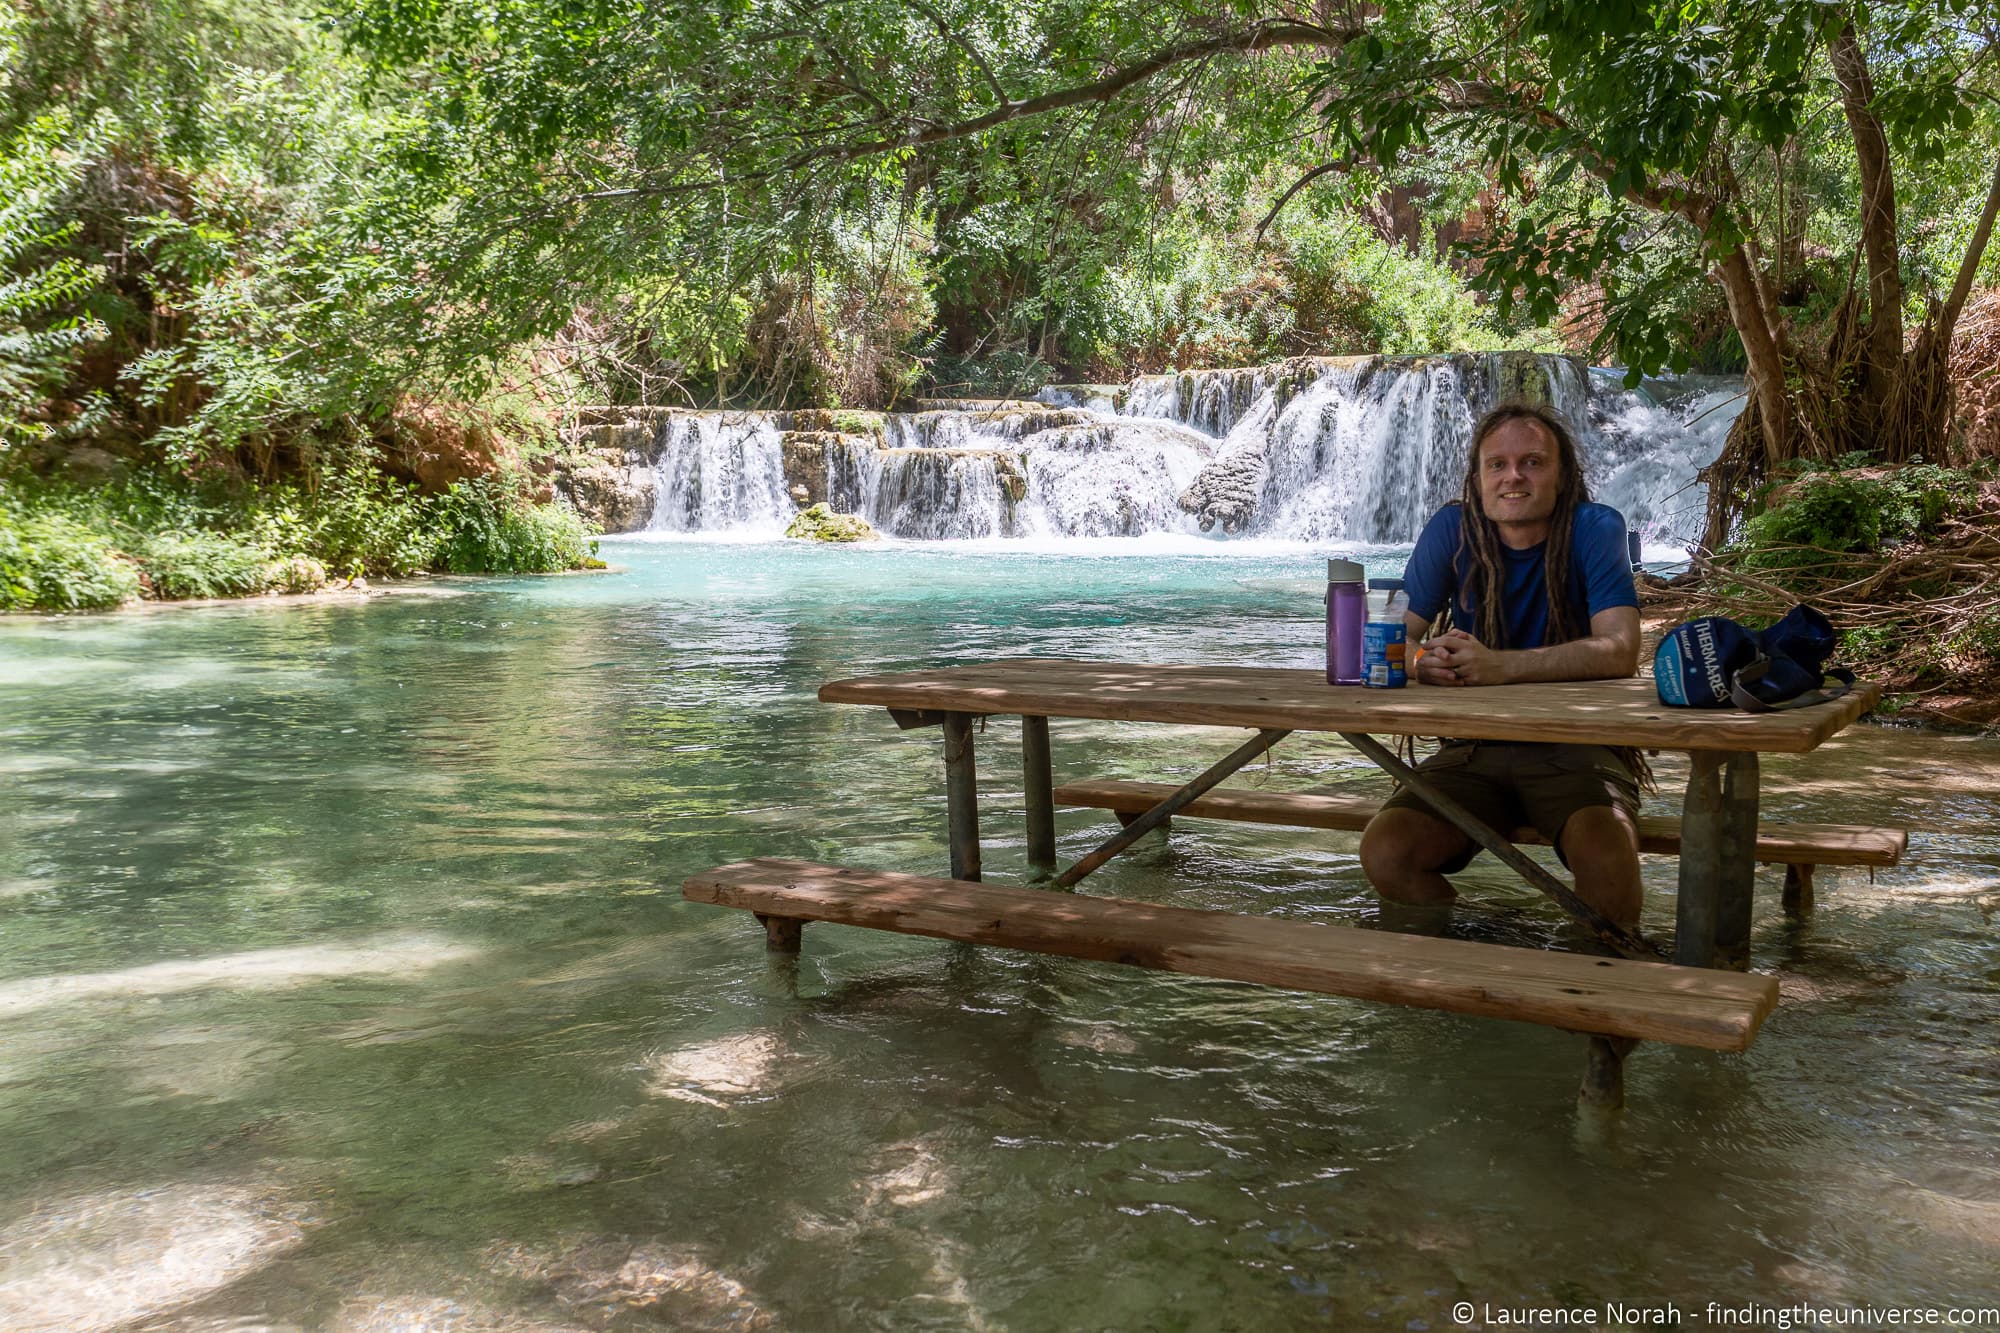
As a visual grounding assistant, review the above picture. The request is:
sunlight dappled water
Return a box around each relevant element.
[0,539,1995,1330]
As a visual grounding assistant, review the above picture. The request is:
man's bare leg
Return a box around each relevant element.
[1555,805,1643,928]
[1359,808,1475,906]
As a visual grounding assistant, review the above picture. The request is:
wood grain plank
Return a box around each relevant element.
[1052,780,1908,867]
[683,858,1779,1051]
[818,660,1881,753]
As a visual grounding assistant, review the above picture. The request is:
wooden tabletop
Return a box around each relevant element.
[819,659,1882,753]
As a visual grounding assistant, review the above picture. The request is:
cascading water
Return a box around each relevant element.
[1248,359,1481,542]
[1588,375,1745,551]
[610,354,1741,548]
[645,413,792,534]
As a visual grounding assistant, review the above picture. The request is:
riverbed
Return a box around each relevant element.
[0,537,1994,1330]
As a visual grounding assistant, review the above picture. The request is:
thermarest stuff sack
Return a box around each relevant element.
[1654,605,1856,711]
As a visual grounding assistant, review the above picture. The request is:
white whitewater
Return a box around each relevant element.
[636,356,1743,548]
[645,413,793,534]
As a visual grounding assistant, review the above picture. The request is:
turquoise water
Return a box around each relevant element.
[0,536,1996,1331]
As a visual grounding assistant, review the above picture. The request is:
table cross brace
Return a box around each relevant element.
[1051,727,1292,890]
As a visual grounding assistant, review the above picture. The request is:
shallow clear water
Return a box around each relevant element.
[0,537,1996,1331]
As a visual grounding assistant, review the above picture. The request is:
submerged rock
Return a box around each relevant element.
[271,555,328,594]
[784,503,879,542]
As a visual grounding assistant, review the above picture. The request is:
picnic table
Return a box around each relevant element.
[685,658,1895,1106]
[815,658,1884,967]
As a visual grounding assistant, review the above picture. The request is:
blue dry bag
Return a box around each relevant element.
[1654,605,1856,711]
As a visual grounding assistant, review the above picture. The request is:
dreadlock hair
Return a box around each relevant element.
[1451,401,1590,650]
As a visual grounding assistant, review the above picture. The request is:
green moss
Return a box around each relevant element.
[784,503,879,542]
[826,410,885,437]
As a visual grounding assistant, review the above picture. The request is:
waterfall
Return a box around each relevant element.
[645,413,791,534]
[1586,375,1744,551]
[609,355,1742,549]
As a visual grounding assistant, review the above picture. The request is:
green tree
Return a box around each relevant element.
[1310,0,2000,546]
[324,0,1360,400]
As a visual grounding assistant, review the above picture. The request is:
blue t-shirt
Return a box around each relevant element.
[1402,501,1636,650]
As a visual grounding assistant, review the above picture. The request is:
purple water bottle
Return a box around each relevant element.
[1325,558,1365,685]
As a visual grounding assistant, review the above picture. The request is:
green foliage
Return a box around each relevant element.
[1946,606,2000,666]
[0,456,598,610]
[1732,460,1984,571]
[129,528,275,599]
[267,464,442,579]
[1082,207,1543,375]
[0,503,142,610]
[1841,623,1901,663]
[924,348,1053,399]
[0,111,109,447]
[1738,474,1885,569]
[429,477,597,574]
[1875,464,1978,541]
[1313,0,2000,384]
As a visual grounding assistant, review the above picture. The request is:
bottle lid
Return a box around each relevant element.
[1326,558,1364,583]
[1367,577,1405,590]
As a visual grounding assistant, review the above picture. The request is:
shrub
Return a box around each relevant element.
[1734,461,1986,574]
[272,555,327,593]
[429,477,598,574]
[1876,464,1978,542]
[0,507,142,609]
[268,463,441,578]
[1949,606,2000,666]
[1736,474,1886,571]
[131,528,274,599]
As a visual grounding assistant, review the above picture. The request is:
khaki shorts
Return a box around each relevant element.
[1378,741,1640,872]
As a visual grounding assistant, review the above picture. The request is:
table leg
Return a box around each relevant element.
[1782,863,1815,917]
[1580,1035,1637,1109]
[1675,750,1759,969]
[943,711,981,882]
[1022,714,1057,879]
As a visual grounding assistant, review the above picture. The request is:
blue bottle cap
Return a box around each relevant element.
[1367,577,1404,590]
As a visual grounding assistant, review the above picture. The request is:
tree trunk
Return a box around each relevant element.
[1713,245,1790,469]
[1829,20,1904,425]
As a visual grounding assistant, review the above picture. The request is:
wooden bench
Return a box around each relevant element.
[1054,780,1907,915]
[683,857,1780,1107]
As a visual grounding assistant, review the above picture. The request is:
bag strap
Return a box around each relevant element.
[1729,658,1858,713]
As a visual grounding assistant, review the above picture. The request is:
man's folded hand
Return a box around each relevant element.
[1419,629,1509,686]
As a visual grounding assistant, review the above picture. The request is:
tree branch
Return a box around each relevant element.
[1941,155,2000,345]
[777,20,1356,173]
[1254,160,1353,244]
[897,0,1009,107]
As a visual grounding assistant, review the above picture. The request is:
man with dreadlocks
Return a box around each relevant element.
[1358,402,1645,928]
